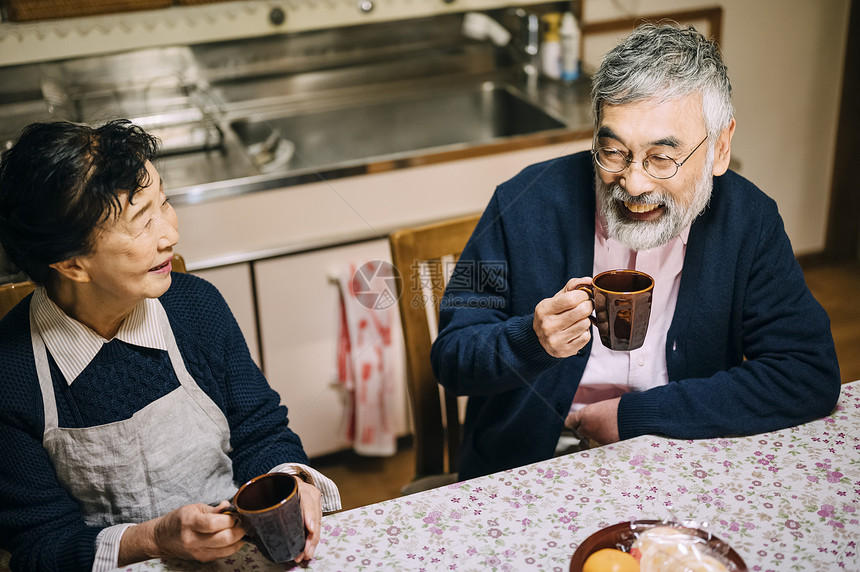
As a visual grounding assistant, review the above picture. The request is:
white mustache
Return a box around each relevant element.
[608,184,673,209]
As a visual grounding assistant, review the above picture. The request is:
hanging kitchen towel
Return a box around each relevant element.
[335,261,398,456]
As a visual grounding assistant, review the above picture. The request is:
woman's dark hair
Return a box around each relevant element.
[0,119,159,285]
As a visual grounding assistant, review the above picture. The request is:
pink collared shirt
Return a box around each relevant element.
[569,212,690,413]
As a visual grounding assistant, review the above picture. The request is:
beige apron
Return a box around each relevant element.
[32,300,238,527]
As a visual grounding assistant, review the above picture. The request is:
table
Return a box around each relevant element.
[118,381,860,571]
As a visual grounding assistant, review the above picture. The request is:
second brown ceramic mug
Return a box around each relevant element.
[577,269,654,351]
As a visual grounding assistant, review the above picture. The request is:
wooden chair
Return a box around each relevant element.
[0,280,35,319]
[171,253,187,275]
[0,254,187,320]
[389,214,481,494]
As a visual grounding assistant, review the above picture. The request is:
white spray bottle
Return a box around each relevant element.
[560,12,581,82]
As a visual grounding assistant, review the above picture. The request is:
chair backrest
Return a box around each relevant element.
[0,280,35,320]
[0,253,188,321]
[172,253,187,274]
[389,214,481,480]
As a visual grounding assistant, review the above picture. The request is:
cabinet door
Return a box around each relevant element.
[255,239,408,458]
[193,263,261,369]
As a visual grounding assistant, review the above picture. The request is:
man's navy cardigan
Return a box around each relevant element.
[431,151,841,480]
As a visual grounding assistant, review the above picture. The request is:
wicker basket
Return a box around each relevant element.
[1,0,172,22]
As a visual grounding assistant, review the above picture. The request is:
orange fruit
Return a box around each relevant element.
[582,548,640,572]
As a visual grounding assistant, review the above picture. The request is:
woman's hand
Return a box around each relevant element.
[293,477,323,562]
[118,501,245,566]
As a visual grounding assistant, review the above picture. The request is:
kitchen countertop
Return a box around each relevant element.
[158,72,594,207]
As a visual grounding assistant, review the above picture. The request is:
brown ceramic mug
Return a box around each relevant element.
[222,473,305,563]
[577,269,654,351]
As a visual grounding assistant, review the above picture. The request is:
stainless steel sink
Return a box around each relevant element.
[0,14,589,207]
[0,17,590,206]
[227,84,567,174]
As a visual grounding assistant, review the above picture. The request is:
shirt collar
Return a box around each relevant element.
[31,287,167,385]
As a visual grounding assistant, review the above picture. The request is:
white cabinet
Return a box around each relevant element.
[254,239,408,458]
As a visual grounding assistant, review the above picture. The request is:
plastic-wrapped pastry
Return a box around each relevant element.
[632,526,730,572]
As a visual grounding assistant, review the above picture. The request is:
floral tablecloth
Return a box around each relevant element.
[120,381,860,572]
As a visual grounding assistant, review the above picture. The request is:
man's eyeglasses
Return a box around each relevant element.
[592,135,709,180]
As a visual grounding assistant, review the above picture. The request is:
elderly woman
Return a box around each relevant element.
[0,120,340,572]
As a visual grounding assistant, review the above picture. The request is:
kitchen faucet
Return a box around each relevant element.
[461,9,541,86]
[513,8,541,84]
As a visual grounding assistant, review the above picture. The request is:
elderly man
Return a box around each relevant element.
[430,24,840,480]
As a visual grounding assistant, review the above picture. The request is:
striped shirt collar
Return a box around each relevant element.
[31,287,167,385]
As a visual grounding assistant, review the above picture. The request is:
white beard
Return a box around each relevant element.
[596,146,715,251]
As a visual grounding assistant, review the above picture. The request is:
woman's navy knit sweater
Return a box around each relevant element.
[0,272,308,571]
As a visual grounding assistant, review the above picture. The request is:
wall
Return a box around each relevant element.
[581,0,850,256]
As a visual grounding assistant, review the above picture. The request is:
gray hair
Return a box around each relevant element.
[591,23,733,139]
